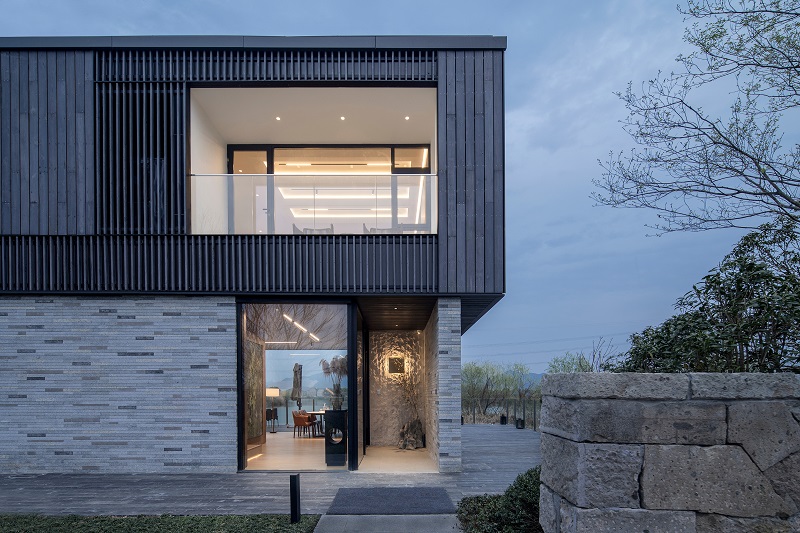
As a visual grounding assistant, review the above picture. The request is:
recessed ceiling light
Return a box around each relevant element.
[275,116,281,121]
[238,170,242,173]
[394,307,398,310]
[340,116,346,121]
[405,116,410,120]
[395,324,399,327]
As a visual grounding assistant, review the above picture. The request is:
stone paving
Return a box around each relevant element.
[0,425,540,516]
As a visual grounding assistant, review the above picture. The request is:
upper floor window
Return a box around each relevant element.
[188,87,437,235]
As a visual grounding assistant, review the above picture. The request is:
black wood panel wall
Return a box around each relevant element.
[1,44,505,310]
[0,234,437,293]
[437,50,504,295]
[0,51,94,235]
[95,82,185,234]
[96,49,437,83]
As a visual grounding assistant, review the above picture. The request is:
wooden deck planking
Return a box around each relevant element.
[0,425,540,515]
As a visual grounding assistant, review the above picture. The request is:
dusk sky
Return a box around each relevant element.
[1,0,749,372]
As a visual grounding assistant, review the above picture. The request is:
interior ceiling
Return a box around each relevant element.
[356,296,436,331]
[191,87,436,146]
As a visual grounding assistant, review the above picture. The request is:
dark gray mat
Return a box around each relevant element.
[326,487,456,515]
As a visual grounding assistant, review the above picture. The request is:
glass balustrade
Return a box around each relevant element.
[190,174,437,235]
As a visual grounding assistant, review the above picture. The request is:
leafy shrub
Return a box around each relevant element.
[457,466,542,533]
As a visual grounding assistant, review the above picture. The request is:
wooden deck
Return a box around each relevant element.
[0,425,540,515]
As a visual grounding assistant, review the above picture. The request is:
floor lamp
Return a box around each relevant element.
[266,387,280,434]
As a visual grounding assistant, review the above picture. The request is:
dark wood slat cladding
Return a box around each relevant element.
[0,234,438,293]
[0,50,94,235]
[96,49,437,83]
[437,50,504,295]
[95,81,184,235]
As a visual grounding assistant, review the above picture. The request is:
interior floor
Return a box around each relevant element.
[246,430,346,471]
[245,429,436,472]
[356,446,437,473]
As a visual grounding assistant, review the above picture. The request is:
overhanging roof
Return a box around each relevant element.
[0,35,507,51]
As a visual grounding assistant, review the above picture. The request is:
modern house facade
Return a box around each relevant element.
[0,35,506,474]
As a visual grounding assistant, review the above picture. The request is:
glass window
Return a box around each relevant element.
[393,147,430,170]
[275,148,391,175]
[242,302,350,470]
[192,146,436,235]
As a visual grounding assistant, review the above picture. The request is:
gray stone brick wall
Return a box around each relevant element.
[0,296,238,473]
[424,297,462,473]
[539,373,800,533]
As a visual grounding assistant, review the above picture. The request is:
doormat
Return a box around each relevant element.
[326,487,456,515]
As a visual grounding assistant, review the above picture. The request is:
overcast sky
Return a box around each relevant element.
[1,0,748,372]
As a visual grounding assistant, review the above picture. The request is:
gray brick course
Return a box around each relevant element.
[0,296,238,473]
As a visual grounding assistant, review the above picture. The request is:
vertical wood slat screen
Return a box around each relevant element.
[0,234,438,294]
[96,49,437,82]
[95,82,185,235]
[437,50,504,295]
[0,50,94,235]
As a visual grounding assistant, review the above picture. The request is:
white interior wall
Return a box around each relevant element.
[190,97,229,233]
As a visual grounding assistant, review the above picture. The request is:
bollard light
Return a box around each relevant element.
[290,474,300,523]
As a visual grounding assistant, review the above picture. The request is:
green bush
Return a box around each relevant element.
[457,466,542,533]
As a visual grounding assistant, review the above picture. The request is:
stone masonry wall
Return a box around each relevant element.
[0,296,238,473]
[434,297,462,473]
[539,373,800,533]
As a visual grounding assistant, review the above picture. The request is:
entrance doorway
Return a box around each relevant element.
[239,302,356,471]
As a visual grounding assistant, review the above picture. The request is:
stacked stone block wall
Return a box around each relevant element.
[0,296,238,473]
[539,373,800,533]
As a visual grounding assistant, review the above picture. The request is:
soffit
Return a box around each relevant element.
[356,296,436,331]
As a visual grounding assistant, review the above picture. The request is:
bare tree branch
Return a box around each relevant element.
[595,0,800,233]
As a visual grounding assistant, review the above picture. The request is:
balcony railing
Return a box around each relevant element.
[190,174,437,235]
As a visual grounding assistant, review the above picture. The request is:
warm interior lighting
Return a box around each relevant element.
[290,208,409,219]
[405,116,410,120]
[283,314,316,337]
[275,117,281,121]
[265,387,280,397]
[278,186,410,200]
[340,116,345,120]
[421,148,429,168]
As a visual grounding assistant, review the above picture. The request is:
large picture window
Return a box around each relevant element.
[241,302,350,470]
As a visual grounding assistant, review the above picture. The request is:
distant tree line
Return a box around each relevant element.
[461,362,540,415]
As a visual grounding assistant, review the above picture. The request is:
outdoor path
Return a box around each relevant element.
[0,425,540,517]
